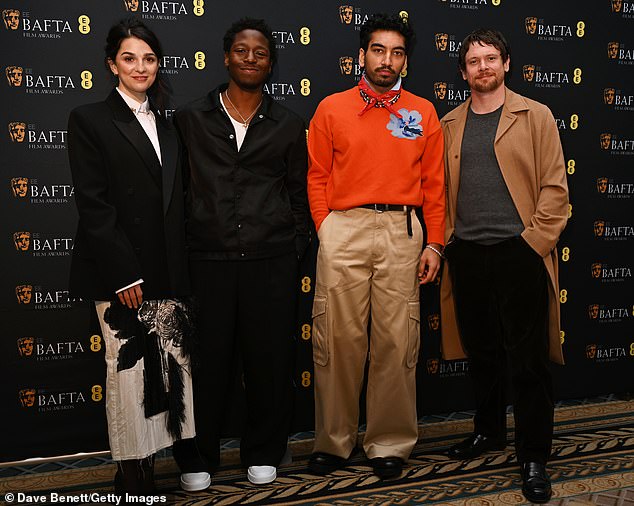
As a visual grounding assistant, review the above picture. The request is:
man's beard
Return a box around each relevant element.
[365,67,399,90]
[469,71,504,93]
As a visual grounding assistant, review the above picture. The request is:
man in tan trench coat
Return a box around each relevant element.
[439,29,568,504]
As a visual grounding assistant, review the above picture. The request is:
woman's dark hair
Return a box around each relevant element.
[360,13,415,55]
[458,28,510,71]
[223,17,277,66]
[104,17,169,111]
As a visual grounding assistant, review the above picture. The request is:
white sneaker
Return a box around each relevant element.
[180,471,211,491]
[247,465,277,484]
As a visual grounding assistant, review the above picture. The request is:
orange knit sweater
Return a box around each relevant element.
[307,87,446,245]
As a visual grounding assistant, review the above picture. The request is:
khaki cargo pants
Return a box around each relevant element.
[312,207,423,460]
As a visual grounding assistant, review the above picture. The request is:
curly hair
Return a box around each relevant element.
[360,13,415,55]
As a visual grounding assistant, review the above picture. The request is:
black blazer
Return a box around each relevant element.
[68,89,188,300]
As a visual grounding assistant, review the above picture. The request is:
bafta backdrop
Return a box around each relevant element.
[1,0,632,461]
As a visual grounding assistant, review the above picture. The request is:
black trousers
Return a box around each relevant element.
[189,252,297,469]
[447,237,553,464]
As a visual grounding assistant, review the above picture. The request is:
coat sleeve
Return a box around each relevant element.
[285,122,311,259]
[68,108,142,293]
[521,107,569,257]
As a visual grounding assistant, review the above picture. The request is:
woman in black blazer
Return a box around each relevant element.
[68,18,208,495]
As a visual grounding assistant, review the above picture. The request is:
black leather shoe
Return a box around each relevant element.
[521,462,552,504]
[447,434,506,459]
[308,452,348,475]
[370,457,403,480]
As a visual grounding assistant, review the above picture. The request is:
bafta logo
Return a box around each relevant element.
[525,17,538,35]
[608,42,619,59]
[593,220,605,237]
[16,284,33,304]
[596,177,608,194]
[522,64,535,82]
[19,388,36,408]
[586,344,597,359]
[588,304,599,319]
[338,5,353,24]
[600,133,612,150]
[611,0,623,12]
[13,231,31,251]
[591,263,602,279]
[435,33,448,51]
[603,88,615,105]
[8,121,26,142]
[428,314,440,331]
[122,0,139,12]
[2,9,20,30]
[338,56,353,75]
[6,65,23,87]
[426,358,439,374]
[433,82,447,100]
[17,337,34,357]
[399,11,409,24]
[11,177,29,198]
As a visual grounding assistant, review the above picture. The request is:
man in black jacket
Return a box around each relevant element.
[174,18,309,485]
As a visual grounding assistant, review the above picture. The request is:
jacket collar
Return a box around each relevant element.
[200,84,282,122]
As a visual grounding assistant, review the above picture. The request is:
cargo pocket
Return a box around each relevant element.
[312,295,329,366]
[406,301,421,368]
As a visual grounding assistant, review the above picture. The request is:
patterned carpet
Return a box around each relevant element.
[1,399,633,505]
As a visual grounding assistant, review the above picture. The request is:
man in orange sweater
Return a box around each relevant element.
[307,13,445,480]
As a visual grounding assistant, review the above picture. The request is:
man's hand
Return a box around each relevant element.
[117,283,143,309]
[418,243,442,285]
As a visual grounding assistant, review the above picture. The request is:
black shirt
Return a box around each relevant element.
[175,85,310,260]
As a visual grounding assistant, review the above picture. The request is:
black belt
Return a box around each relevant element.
[357,204,413,237]
[358,204,407,212]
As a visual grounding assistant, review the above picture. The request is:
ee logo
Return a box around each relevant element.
[91,385,103,402]
[194,51,205,70]
[78,15,90,34]
[299,27,310,45]
[193,0,204,16]
[80,70,92,90]
[90,334,101,352]
[300,79,311,97]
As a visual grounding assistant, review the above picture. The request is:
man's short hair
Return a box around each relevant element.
[359,13,415,55]
[223,17,277,65]
[458,28,510,71]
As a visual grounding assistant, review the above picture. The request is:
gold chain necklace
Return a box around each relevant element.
[224,90,262,129]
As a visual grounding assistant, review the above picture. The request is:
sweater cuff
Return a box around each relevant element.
[313,210,330,231]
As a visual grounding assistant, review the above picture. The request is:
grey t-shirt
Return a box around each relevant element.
[455,106,524,244]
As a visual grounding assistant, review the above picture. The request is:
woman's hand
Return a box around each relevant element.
[117,283,143,309]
